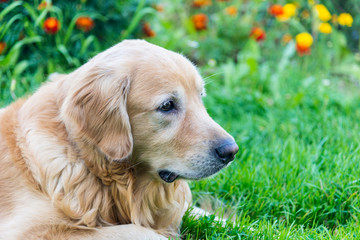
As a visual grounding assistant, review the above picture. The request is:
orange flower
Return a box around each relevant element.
[43,17,60,34]
[0,42,6,55]
[192,0,211,8]
[154,4,164,12]
[225,6,237,16]
[142,22,156,37]
[76,16,94,32]
[192,14,208,31]
[250,27,266,42]
[295,32,313,56]
[268,4,284,16]
[38,1,50,10]
[276,3,297,22]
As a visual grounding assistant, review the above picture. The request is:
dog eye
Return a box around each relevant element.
[159,100,175,113]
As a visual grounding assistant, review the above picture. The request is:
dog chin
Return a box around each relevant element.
[158,163,229,183]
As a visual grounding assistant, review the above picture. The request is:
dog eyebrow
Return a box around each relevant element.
[155,91,182,108]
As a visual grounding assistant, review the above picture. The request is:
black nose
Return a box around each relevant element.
[214,140,239,164]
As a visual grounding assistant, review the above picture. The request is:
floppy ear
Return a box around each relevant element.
[62,66,132,161]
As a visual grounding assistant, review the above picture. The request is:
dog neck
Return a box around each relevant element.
[72,136,191,237]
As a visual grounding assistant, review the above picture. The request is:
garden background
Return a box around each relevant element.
[1,0,360,239]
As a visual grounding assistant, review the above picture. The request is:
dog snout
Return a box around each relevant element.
[214,139,239,164]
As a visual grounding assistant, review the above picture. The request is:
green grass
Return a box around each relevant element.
[1,49,360,239]
[182,214,360,239]
[2,0,360,239]
[178,53,360,239]
[2,53,360,240]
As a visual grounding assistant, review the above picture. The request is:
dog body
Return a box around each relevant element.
[0,40,238,239]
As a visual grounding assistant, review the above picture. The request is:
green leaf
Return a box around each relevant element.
[22,2,39,22]
[288,18,308,33]
[34,8,49,27]
[48,6,64,23]
[278,41,295,73]
[0,14,23,40]
[64,13,106,46]
[0,1,23,21]
[79,35,96,55]
[0,36,42,68]
[12,60,29,78]
[240,40,260,61]
[120,0,156,40]
[57,44,73,65]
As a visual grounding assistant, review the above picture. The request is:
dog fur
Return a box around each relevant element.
[0,40,237,239]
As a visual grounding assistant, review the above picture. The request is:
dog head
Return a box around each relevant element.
[61,40,238,183]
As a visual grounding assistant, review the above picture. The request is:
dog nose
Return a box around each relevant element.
[214,140,239,164]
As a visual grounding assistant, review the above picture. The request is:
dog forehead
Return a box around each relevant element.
[101,40,203,89]
[144,61,202,91]
[125,44,203,94]
[98,40,204,110]
[123,40,202,82]
[131,63,203,106]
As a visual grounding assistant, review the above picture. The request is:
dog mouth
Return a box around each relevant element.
[158,170,179,183]
[158,162,229,183]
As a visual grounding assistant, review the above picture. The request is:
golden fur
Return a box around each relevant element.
[0,40,236,239]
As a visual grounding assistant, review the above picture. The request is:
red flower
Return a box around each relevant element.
[0,42,6,55]
[296,44,311,56]
[268,4,284,16]
[142,22,156,37]
[250,27,266,42]
[192,13,208,31]
[76,16,94,32]
[43,17,60,34]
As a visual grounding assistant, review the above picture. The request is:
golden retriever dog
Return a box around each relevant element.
[0,40,238,239]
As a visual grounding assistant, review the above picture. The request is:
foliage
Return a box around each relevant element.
[0,0,359,102]
[0,0,156,102]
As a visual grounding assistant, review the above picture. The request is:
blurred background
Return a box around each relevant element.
[1,0,360,238]
[0,0,359,101]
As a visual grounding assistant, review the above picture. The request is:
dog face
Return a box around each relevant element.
[62,40,238,183]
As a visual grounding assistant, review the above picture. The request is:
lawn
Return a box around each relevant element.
[1,0,360,239]
[181,54,360,239]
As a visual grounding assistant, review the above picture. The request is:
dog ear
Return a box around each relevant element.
[62,66,133,161]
